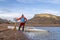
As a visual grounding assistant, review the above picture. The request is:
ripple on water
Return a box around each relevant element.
[24,31,60,40]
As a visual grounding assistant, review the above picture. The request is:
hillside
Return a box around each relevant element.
[0,18,9,24]
[26,14,60,27]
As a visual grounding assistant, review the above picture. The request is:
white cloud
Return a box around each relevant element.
[0,10,10,13]
[33,9,60,16]
[0,12,33,21]
[0,12,21,21]
[0,9,21,20]
[23,8,60,16]
[0,11,3,13]
[16,0,60,4]
[40,9,59,14]
[0,10,32,20]
[0,8,60,21]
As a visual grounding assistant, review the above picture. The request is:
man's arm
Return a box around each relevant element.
[17,17,21,20]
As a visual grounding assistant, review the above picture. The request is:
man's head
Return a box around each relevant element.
[21,14,24,17]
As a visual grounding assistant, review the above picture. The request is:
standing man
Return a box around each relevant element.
[17,14,27,31]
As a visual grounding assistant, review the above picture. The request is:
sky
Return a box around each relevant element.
[0,0,60,20]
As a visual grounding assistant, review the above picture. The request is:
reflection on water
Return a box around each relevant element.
[24,27,60,40]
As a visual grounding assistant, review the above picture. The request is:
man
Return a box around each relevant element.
[17,14,27,31]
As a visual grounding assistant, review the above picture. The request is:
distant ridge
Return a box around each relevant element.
[34,14,59,20]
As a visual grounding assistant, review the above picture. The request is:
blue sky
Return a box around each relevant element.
[0,0,60,19]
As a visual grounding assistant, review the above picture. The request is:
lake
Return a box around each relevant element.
[24,27,60,40]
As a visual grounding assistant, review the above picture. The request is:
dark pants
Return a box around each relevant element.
[19,22,25,31]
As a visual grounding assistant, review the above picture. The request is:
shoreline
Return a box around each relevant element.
[0,24,60,27]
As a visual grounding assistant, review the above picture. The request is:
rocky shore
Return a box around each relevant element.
[0,28,29,40]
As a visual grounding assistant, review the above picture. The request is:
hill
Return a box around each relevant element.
[0,18,9,24]
[26,14,60,27]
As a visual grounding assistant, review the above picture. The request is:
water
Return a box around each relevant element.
[24,27,60,40]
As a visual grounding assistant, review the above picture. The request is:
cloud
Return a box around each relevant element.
[21,8,60,16]
[0,9,32,20]
[0,12,33,20]
[0,9,18,18]
[40,9,59,14]
[0,13,20,18]
[0,9,11,14]
[0,8,60,20]
[0,9,20,18]
[18,8,60,16]
[0,12,21,21]
[32,9,60,16]
[16,0,60,4]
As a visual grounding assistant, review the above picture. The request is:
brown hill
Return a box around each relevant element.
[26,14,60,27]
